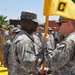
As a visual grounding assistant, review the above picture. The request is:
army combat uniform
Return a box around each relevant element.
[3,37,14,67]
[0,30,9,65]
[9,30,42,75]
[43,32,75,75]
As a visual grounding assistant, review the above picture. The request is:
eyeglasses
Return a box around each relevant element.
[58,21,68,27]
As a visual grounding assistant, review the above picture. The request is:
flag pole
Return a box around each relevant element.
[42,16,49,70]
[44,16,49,36]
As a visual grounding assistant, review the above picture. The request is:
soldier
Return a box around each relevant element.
[3,27,20,67]
[38,16,75,75]
[9,11,42,75]
[17,24,21,29]
[3,27,21,75]
[8,25,15,38]
[0,25,10,43]
[36,27,44,39]
[0,25,9,65]
[48,27,54,49]
[1,25,9,39]
[52,27,60,48]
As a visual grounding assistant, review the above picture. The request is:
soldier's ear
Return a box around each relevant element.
[68,21,72,27]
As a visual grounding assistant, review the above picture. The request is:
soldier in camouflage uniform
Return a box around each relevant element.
[38,16,75,75]
[17,24,21,29]
[1,25,9,41]
[0,25,9,65]
[48,27,54,49]
[3,27,21,67]
[36,27,44,39]
[8,25,15,38]
[9,11,42,75]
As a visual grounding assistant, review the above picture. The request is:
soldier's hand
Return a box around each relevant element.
[41,34,50,44]
[38,67,49,75]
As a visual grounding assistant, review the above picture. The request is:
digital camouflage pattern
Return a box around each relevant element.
[3,37,14,68]
[44,32,75,75]
[0,30,10,65]
[9,30,42,75]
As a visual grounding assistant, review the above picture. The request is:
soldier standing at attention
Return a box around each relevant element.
[3,27,21,75]
[3,27,20,67]
[8,25,15,38]
[38,16,75,75]
[0,25,9,65]
[1,25,9,41]
[36,27,44,39]
[48,27,54,49]
[1,25,9,36]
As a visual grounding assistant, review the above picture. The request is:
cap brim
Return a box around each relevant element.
[56,20,60,23]
[32,19,40,23]
[48,29,52,31]
[1,27,6,29]
[15,30,20,33]
[12,27,21,33]
[56,20,63,25]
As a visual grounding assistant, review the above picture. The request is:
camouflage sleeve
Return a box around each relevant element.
[3,40,11,67]
[49,40,75,71]
[14,40,36,69]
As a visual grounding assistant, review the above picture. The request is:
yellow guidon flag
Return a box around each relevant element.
[43,0,75,20]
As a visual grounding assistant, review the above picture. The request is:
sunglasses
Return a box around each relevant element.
[58,20,69,27]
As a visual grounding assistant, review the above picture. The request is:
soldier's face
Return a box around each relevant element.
[58,21,69,36]
[1,28,6,32]
[48,30,52,34]
[58,20,74,37]
[21,20,38,34]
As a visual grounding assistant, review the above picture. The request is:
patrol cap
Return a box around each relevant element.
[38,27,44,30]
[10,25,15,28]
[48,27,52,31]
[20,11,39,23]
[12,27,20,33]
[17,25,21,29]
[2,25,6,28]
[56,16,72,24]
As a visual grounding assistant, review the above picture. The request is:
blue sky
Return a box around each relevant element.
[0,0,59,23]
